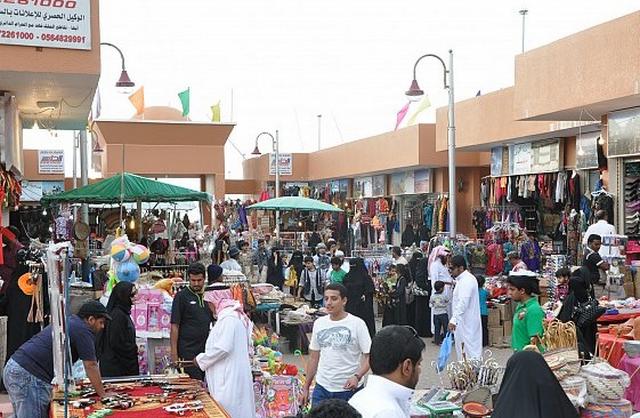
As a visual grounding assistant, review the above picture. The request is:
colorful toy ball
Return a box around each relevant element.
[131,244,150,265]
[111,243,131,262]
[116,260,140,283]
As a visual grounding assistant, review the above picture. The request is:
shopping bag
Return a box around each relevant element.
[437,332,454,373]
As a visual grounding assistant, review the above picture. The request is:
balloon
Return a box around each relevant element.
[111,243,130,262]
[131,244,150,265]
[116,260,140,283]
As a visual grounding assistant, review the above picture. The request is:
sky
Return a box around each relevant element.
[36,0,640,180]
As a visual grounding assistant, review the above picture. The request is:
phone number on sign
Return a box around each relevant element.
[1,0,78,8]
[0,30,86,43]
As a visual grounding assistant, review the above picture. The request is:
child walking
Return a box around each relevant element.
[429,281,449,345]
[478,275,489,347]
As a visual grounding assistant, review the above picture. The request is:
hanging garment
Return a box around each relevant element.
[520,239,541,272]
[485,243,504,276]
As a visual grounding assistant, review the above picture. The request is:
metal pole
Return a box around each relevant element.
[79,130,89,224]
[317,114,322,151]
[72,132,78,220]
[519,9,528,53]
[275,130,280,240]
[447,50,457,237]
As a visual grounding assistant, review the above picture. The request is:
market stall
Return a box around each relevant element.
[50,375,230,418]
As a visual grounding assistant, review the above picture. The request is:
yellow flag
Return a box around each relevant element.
[211,101,221,122]
[406,95,431,126]
[128,86,145,115]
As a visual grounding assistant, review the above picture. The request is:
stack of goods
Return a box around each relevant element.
[580,362,632,417]
[445,354,503,392]
[540,255,567,304]
[131,288,172,338]
[541,320,584,411]
[252,345,304,418]
[487,301,512,348]
[624,163,640,237]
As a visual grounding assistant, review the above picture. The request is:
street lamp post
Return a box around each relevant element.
[252,130,281,240]
[405,50,457,237]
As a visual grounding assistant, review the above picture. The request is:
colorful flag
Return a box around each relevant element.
[395,102,410,130]
[406,95,431,126]
[211,101,221,122]
[178,88,190,116]
[128,86,145,115]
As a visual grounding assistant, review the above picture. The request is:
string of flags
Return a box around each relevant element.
[394,94,431,130]
[127,86,221,122]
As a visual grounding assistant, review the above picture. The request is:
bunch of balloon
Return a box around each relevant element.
[107,235,150,291]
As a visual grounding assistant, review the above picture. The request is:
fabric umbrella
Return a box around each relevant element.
[247,196,343,212]
[41,172,211,205]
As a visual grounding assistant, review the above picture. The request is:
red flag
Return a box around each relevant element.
[395,102,410,130]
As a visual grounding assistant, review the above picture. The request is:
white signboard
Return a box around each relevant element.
[269,153,292,176]
[38,149,64,174]
[0,1,91,50]
[510,143,533,175]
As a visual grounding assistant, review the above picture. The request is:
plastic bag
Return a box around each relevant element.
[437,332,453,373]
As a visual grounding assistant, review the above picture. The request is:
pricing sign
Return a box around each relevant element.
[0,0,91,50]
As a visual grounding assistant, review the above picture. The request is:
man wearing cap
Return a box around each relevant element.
[313,243,331,273]
[507,271,545,351]
[171,262,213,380]
[335,250,350,273]
[220,246,242,272]
[3,301,110,417]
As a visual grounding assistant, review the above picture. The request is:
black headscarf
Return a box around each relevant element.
[106,281,135,314]
[408,252,423,282]
[492,351,578,418]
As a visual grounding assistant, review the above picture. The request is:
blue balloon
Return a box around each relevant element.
[116,260,140,283]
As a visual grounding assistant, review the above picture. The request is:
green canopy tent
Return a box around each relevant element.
[247,196,343,212]
[41,172,211,205]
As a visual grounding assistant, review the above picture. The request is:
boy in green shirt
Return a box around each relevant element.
[328,256,346,284]
[507,271,545,352]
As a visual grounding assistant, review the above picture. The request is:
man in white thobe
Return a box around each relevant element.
[448,255,482,360]
[195,294,256,418]
[582,210,618,257]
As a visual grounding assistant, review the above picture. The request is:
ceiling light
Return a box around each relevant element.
[36,101,59,109]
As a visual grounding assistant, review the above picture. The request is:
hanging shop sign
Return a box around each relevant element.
[0,1,92,50]
[354,176,373,198]
[510,143,533,175]
[505,139,563,176]
[269,153,292,176]
[576,132,600,170]
[608,107,640,158]
[531,139,563,173]
[414,169,432,194]
[490,146,511,177]
[372,175,386,197]
[38,149,64,174]
[21,180,64,202]
[390,171,415,195]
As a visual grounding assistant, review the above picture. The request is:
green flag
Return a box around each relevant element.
[178,88,190,116]
[211,101,221,122]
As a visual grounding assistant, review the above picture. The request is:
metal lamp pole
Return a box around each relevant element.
[406,50,456,237]
[254,131,281,240]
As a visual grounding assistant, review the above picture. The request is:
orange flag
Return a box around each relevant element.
[128,86,145,115]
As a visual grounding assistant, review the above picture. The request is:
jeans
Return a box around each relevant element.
[3,358,53,418]
[433,313,449,344]
[311,383,360,407]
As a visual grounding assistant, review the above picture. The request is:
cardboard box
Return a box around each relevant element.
[497,303,512,322]
[488,308,501,327]
[503,320,512,337]
[489,327,504,346]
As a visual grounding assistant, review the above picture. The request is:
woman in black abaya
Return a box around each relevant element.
[492,350,578,418]
[343,258,376,337]
[412,253,433,337]
[266,247,285,289]
[97,281,139,377]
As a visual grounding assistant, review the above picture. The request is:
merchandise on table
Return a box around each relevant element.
[50,376,230,418]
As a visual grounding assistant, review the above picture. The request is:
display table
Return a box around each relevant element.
[597,332,631,368]
[617,354,640,411]
[50,377,230,418]
[598,309,640,324]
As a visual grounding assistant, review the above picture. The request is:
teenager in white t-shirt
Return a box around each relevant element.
[300,283,371,408]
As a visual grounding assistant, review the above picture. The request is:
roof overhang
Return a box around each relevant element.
[94,119,235,146]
